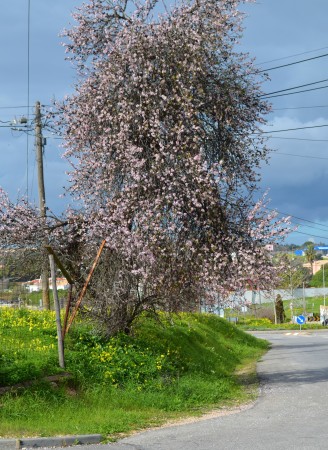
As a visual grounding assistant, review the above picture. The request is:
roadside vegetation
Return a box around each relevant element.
[227,295,328,330]
[0,308,268,439]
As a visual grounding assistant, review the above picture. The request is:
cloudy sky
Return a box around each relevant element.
[1,0,328,244]
[241,0,328,244]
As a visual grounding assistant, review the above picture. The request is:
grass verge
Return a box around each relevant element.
[0,309,268,439]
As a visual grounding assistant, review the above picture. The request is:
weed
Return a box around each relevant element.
[0,309,268,438]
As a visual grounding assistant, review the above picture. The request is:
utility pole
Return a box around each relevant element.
[323,264,326,307]
[49,254,65,368]
[35,101,50,309]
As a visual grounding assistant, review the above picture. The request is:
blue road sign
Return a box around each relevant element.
[296,315,306,325]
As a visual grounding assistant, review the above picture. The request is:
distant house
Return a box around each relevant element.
[303,259,328,275]
[25,278,42,293]
[24,277,69,293]
[50,277,69,291]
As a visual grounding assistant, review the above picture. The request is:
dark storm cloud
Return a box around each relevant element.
[241,0,328,243]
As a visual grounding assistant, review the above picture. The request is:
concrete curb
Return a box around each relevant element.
[0,434,103,449]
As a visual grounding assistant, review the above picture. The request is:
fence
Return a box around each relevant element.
[235,287,328,304]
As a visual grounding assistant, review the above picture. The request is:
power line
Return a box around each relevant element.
[268,208,328,230]
[266,210,328,240]
[288,219,328,234]
[268,136,328,142]
[258,52,328,73]
[293,224,328,234]
[292,230,328,240]
[262,78,328,97]
[273,152,328,161]
[27,0,31,200]
[10,123,328,138]
[291,223,328,235]
[257,46,328,66]
[0,125,32,129]
[263,84,328,99]
[0,105,33,109]
[273,105,328,111]
[261,124,328,134]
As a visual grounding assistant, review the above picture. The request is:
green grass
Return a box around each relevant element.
[0,377,253,437]
[283,295,326,318]
[238,321,325,331]
[0,308,268,439]
[225,295,328,330]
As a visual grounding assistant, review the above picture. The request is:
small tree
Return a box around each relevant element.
[275,294,285,324]
[305,244,316,275]
[275,253,311,294]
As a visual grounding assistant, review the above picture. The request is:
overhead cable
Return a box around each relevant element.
[273,152,328,160]
[273,105,328,111]
[263,84,328,99]
[257,46,328,66]
[258,52,328,73]
[262,78,328,97]
[268,136,328,142]
[266,209,328,240]
[0,105,33,109]
[266,207,328,230]
[261,124,328,133]
[292,230,328,240]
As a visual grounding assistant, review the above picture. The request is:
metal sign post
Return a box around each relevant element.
[296,315,306,331]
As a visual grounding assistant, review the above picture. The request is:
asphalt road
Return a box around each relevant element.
[31,330,328,450]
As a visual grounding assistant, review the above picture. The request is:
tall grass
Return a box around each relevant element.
[0,309,268,438]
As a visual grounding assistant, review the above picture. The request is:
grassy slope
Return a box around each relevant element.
[0,309,268,439]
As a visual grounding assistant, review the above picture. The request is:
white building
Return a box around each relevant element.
[25,277,69,293]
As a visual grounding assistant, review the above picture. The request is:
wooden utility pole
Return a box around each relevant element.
[49,254,65,368]
[35,101,50,309]
[45,245,74,339]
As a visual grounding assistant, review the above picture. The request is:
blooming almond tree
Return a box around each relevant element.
[0,0,290,335]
